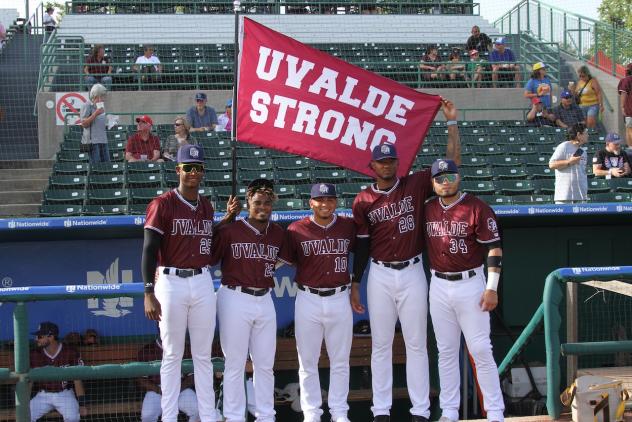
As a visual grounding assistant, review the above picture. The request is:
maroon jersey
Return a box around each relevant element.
[279,215,356,288]
[145,189,214,269]
[30,344,83,392]
[352,171,432,261]
[212,219,284,288]
[137,340,193,386]
[424,193,500,273]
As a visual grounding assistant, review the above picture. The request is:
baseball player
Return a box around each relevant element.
[142,144,240,422]
[278,183,356,422]
[137,332,201,422]
[424,159,504,422]
[351,100,461,422]
[29,321,86,422]
[212,178,285,422]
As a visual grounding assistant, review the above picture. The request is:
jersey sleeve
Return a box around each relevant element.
[475,202,501,244]
[277,225,297,265]
[352,196,370,238]
[144,198,168,235]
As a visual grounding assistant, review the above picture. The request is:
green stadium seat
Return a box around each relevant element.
[512,194,553,204]
[204,171,233,186]
[460,156,488,167]
[87,188,129,204]
[163,172,180,187]
[535,179,555,194]
[238,170,275,184]
[39,204,83,217]
[129,203,150,215]
[493,166,527,180]
[57,151,90,162]
[275,199,305,211]
[489,156,526,167]
[496,180,535,195]
[278,169,311,184]
[275,157,310,170]
[43,189,86,204]
[61,142,81,152]
[49,175,87,189]
[338,182,369,198]
[610,178,632,192]
[162,161,177,173]
[589,192,632,202]
[205,159,232,172]
[89,162,126,174]
[417,145,440,156]
[53,162,90,175]
[126,161,162,173]
[470,145,506,156]
[523,154,549,166]
[129,188,168,203]
[295,184,314,198]
[204,148,231,160]
[461,181,495,195]
[199,138,231,149]
[83,204,128,216]
[127,173,162,188]
[196,187,215,200]
[313,169,347,183]
[461,135,492,146]
[311,160,339,169]
[535,144,557,155]
[495,135,522,145]
[88,174,126,188]
[215,186,247,200]
[239,158,273,171]
[110,150,126,162]
[107,140,126,152]
[415,156,435,168]
[275,185,297,198]
[347,171,373,182]
[461,167,493,181]
[526,165,555,179]
[505,145,537,155]
[236,148,268,159]
[587,178,611,194]
[477,195,512,205]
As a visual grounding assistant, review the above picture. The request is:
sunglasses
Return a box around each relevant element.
[433,173,458,184]
[178,163,204,173]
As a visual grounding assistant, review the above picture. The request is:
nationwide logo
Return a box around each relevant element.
[616,205,624,213]
[528,207,535,215]
[66,285,76,293]
[572,206,580,214]
[7,221,16,229]
[134,217,145,225]
[570,266,621,275]
[86,258,134,318]
[64,219,72,228]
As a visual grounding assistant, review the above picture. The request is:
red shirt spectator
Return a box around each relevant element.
[125,115,161,161]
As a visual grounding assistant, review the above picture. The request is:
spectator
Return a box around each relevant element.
[162,116,195,161]
[125,115,162,162]
[419,46,446,86]
[489,37,520,88]
[592,132,631,178]
[134,45,161,84]
[216,99,232,132]
[82,329,99,346]
[186,92,217,132]
[447,50,466,87]
[0,22,6,50]
[570,65,604,129]
[465,25,492,53]
[526,97,555,127]
[137,332,202,422]
[79,83,109,163]
[524,62,553,109]
[549,122,589,204]
[618,64,632,148]
[467,49,487,88]
[43,7,56,34]
[84,44,112,90]
[552,90,585,128]
[30,322,86,421]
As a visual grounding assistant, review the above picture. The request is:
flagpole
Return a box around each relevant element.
[230,0,241,197]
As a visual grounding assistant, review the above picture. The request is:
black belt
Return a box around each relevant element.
[227,285,270,296]
[372,256,420,271]
[163,267,204,278]
[434,270,477,281]
[297,284,349,297]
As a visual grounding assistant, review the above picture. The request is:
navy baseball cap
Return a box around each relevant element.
[177,144,204,164]
[561,89,573,99]
[605,132,622,144]
[310,183,337,199]
[431,159,459,177]
[32,321,59,337]
[195,92,207,101]
[371,143,398,161]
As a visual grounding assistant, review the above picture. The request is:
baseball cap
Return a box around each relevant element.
[177,144,204,163]
[310,183,337,199]
[561,89,573,99]
[469,49,479,57]
[605,132,622,144]
[248,178,274,190]
[135,115,153,125]
[195,92,207,101]
[531,97,542,105]
[533,62,547,71]
[226,98,233,107]
[31,321,59,337]
[371,143,398,161]
[431,159,459,178]
[494,37,506,45]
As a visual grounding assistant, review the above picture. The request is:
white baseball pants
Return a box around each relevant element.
[295,287,353,422]
[141,388,200,422]
[30,389,79,422]
[367,255,430,418]
[155,268,217,422]
[217,285,277,422]
[429,267,505,422]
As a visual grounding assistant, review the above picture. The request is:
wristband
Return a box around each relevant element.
[144,282,154,294]
[486,271,500,291]
[77,396,86,406]
[351,274,361,284]
[446,120,457,126]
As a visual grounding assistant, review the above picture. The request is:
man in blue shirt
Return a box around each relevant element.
[186,92,218,132]
[489,38,521,88]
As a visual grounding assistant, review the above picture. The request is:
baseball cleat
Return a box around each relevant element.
[411,416,429,422]
[373,416,390,422]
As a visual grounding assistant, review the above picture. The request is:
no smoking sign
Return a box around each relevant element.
[55,92,88,126]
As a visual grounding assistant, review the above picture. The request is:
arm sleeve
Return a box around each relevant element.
[475,205,501,243]
[141,229,162,291]
[352,237,371,283]
[352,197,370,238]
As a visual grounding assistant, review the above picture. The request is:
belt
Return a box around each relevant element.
[163,267,204,278]
[297,284,349,297]
[227,285,270,296]
[372,256,420,271]
[434,270,477,281]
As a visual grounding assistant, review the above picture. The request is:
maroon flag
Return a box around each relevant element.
[236,17,441,177]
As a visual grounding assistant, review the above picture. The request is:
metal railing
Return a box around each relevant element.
[493,0,632,77]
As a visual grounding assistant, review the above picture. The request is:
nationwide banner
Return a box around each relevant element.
[236,17,442,177]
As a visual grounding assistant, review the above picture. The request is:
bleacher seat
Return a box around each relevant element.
[275,185,297,198]
[127,162,162,173]
[313,169,347,183]
[204,171,233,186]
[88,174,126,188]
[477,195,512,205]
[535,179,555,195]
[43,189,87,204]
[493,166,527,180]
[276,199,304,211]
[39,204,83,217]
[512,194,553,204]
[587,179,611,194]
[90,162,126,174]
[86,188,129,204]
[461,167,493,181]
[610,178,632,192]
[461,181,495,195]
[49,175,88,189]
[127,173,162,188]
[589,192,631,202]
[83,204,128,215]
[53,162,90,175]
[277,170,311,184]
[496,180,535,195]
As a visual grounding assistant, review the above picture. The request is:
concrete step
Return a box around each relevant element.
[0,179,48,191]
[0,191,42,205]
[0,168,52,180]
[0,160,54,169]
[0,203,40,218]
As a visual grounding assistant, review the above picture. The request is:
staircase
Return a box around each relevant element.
[0,160,52,217]
[0,32,43,160]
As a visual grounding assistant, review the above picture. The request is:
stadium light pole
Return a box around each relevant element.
[230,0,241,197]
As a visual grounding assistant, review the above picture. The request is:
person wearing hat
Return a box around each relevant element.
[30,322,86,421]
[350,100,461,422]
[125,115,162,162]
[278,183,356,422]
[212,178,284,422]
[551,89,585,128]
[489,37,520,88]
[549,122,589,203]
[423,159,505,422]
[216,98,232,132]
[524,61,552,109]
[592,132,631,178]
[186,92,218,132]
[618,64,632,148]
[142,144,240,422]
[466,49,487,88]
[526,97,555,127]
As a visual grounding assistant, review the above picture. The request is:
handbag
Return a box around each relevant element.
[561,375,629,422]
[574,77,592,104]
[80,104,94,153]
